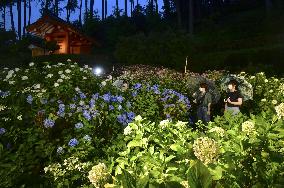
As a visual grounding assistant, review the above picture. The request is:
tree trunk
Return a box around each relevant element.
[102,0,104,19]
[85,0,88,19]
[188,0,193,34]
[28,0,31,25]
[9,0,15,32]
[175,0,182,29]
[23,0,27,36]
[154,0,158,13]
[105,0,107,18]
[89,0,94,18]
[79,0,83,24]
[125,0,127,16]
[115,0,119,17]
[17,0,21,39]
[3,6,6,30]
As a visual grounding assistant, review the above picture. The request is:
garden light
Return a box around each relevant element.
[93,67,103,76]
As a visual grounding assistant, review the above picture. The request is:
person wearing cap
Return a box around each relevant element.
[224,80,243,115]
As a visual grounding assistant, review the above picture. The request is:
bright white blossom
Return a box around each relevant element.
[58,71,63,75]
[17,115,22,120]
[22,76,28,80]
[46,74,53,78]
[57,79,63,83]
[272,100,278,105]
[54,83,59,87]
[242,121,255,135]
[29,62,34,66]
[275,103,284,120]
[124,126,132,135]
[88,163,110,187]
[208,126,225,137]
[193,137,219,165]
[261,99,267,102]
[65,69,71,74]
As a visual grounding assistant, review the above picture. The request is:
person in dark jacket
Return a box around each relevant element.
[193,83,212,123]
[224,79,243,115]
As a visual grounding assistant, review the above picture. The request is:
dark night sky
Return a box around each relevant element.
[3,0,164,31]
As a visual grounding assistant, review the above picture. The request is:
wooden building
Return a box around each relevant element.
[26,13,96,56]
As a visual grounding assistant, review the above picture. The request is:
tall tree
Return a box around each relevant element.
[85,0,88,19]
[115,0,119,17]
[9,0,15,32]
[23,0,27,36]
[79,0,83,24]
[66,0,78,22]
[163,0,171,19]
[28,0,31,25]
[125,0,127,16]
[102,0,104,19]
[154,0,158,13]
[0,1,6,30]
[105,0,107,18]
[89,0,94,18]
[17,0,21,39]
[130,0,134,16]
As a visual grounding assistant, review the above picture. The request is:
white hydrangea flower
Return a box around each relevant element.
[275,103,284,120]
[57,79,63,83]
[124,126,132,135]
[22,76,28,80]
[242,121,255,135]
[134,115,142,121]
[17,115,22,120]
[261,99,267,102]
[264,79,268,83]
[67,59,72,62]
[65,69,71,74]
[33,84,41,89]
[101,81,107,86]
[269,89,273,93]
[208,126,225,137]
[58,71,63,75]
[83,76,87,80]
[0,105,7,111]
[250,76,255,79]
[29,62,34,66]
[9,81,15,85]
[54,83,59,87]
[193,137,219,165]
[88,163,109,187]
[46,74,53,78]
[15,68,20,72]
[159,119,170,128]
[70,65,75,68]
[272,100,278,105]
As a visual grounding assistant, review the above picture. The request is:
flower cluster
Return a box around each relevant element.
[117,112,135,126]
[193,137,219,165]
[88,163,110,187]
[44,156,91,181]
[0,127,6,135]
[208,126,225,137]
[241,121,255,135]
[68,138,79,147]
[275,103,284,120]
[44,118,55,128]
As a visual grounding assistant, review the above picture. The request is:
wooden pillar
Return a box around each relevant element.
[66,31,70,54]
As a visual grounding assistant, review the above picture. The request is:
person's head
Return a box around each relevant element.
[228,80,238,91]
[199,82,208,92]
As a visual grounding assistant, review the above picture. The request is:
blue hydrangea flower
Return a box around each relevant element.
[78,91,86,99]
[27,95,33,104]
[83,110,91,120]
[127,112,135,120]
[116,95,124,103]
[151,84,160,94]
[109,105,114,111]
[133,83,142,90]
[166,114,171,119]
[91,110,98,118]
[83,135,92,142]
[0,127,6,135]
[132,91,138,97]
[117,114,128,126]
[56,146,64,154]
[92,93,99,100]
[57,104,65,117]
[89,99,95,108]
[68,138,79,147]
[102,93,111,102]
[75,122,84,129]
[43,119,55,128]
[69,104,76,109]
[72,95,78,101]
[0,91,10,98]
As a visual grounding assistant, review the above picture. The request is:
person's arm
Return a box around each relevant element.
[227,97,243,106]
[207,103,211,115]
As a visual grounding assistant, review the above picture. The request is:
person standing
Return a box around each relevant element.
[224,80,243,115]
[193,83,212,123]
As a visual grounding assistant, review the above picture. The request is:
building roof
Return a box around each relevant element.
[26,12,98,46]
